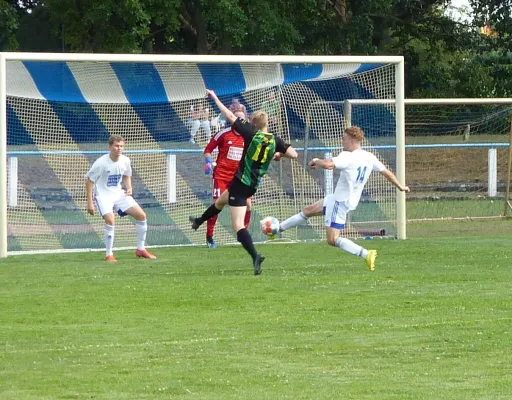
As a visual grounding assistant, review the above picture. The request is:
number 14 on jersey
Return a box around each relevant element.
[356,166,367,183]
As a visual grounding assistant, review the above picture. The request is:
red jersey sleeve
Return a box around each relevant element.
[204,135,220,154]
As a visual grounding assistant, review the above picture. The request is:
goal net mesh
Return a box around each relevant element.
[5,60,398,253]
[404,103,512,222]
[349,101,512,224]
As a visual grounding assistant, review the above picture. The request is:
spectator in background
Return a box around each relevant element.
[228,98,248,119]
[189,101,211,143]
[209,112,228,133]
[260,91,279,132]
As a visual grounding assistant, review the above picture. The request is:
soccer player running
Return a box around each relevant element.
[85,135,157,262]
[190,89,298,275]
[279,126,410,272]
[203,110,251,249]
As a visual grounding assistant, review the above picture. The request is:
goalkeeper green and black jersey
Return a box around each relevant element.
[232,118,290,189]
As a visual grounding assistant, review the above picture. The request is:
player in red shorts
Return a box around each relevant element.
[203,110,251,248]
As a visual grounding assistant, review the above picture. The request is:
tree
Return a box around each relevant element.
[44,0,181,53]
[16,6,61,52]
[470,0,512,48]
[0,0,19,50]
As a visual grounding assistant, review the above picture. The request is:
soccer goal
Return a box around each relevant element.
[345,98,512,225]
[0,53,406,257]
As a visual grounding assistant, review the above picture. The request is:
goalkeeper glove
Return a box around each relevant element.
[204,156,213,175]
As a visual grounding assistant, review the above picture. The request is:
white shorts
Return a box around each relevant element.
[95,192,138,217]
[323,194,348,229]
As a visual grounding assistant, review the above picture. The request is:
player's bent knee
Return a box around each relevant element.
[326,229,339,247]
[215,200,226,210]
[125,206,146,221]
[232,223,245,233]
[303,205,314,215]
[327,237,338,247]
[103,213,115,226]
[303,202,322,217]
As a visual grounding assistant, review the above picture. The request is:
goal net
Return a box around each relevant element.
[1,54,404,256]
[347,99,512,226]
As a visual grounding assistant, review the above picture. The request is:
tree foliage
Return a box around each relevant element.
[1,0,510,97]
[43,0,181,53]
[0,0,19,50]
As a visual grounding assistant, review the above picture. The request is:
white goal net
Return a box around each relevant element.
[347,99,512,224]
[1,54,405,256]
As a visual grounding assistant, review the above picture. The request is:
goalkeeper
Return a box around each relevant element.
[190,89,298,275]
[203,109,252,249]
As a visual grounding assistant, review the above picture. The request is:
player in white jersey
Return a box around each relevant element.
[279,126,410,271]
[85,135,156,262]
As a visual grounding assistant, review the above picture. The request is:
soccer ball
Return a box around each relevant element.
[260,216,280,237]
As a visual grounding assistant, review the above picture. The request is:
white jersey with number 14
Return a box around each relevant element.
[332,149,385,211]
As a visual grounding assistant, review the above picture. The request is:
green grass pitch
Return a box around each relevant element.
[1,235,511,399]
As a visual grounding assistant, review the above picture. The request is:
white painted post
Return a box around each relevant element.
[488,148,497,197]
[324,151,333,195]
[167,154,176,203]
[0,54,7,258]
[463,124,471,141]
[395,59,407,240]
[8,157,18,207]
[344,100,352,128]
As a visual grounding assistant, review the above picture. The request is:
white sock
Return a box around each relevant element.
[335,237,368,259]
[105,224,115,256]
[135,220,147,250]
[280,211,308,231]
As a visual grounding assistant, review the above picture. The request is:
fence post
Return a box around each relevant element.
[463,124,471,141]
[8,156,18,207]
[324,151,333,195]
[167,154,176,203]
[488,148,497,197]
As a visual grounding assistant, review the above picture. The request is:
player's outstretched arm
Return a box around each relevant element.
[283,146,298,159]
[309,158,335,170]
[276,146,298,160]
[381,169,410,192]
[206,89,237,124]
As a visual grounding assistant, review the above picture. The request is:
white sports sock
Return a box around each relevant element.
[135,220,147,250]
[105,224,115,256]
[335,237,368,259]
[280,211,308,231]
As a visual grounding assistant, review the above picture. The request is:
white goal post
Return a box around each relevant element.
[0,53,406,257]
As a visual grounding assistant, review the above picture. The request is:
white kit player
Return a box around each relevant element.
[279,126,410,271]
[85,135,156,262]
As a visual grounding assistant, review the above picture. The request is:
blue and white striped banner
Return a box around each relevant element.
[7,61,383,103]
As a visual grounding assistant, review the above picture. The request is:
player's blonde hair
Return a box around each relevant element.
[109,135,125,146]
[344,126,365,142]
[251,110,268,131]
